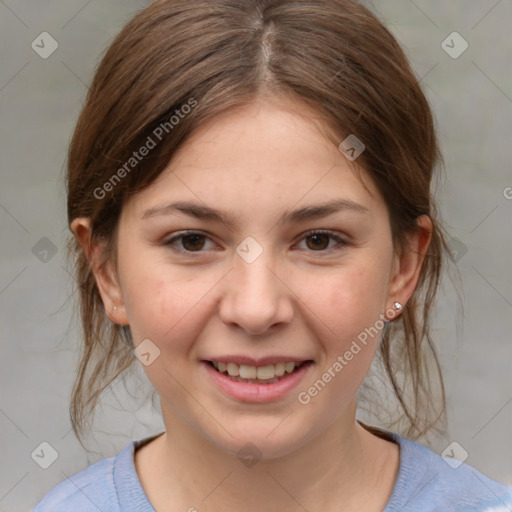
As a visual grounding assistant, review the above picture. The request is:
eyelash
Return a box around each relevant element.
[163,230,348,255]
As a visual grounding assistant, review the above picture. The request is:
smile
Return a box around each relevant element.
[202,360,314,402]
[208,360,305,383]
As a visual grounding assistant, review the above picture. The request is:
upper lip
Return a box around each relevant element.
[203,356,313,366]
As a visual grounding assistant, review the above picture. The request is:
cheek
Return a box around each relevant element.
[123,263,214,350]
[297,259,390,397]
[309,260,389,335]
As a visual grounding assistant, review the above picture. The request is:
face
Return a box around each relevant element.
[81,95,427,460]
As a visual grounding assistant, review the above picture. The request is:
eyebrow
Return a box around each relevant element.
[141,199,370,228]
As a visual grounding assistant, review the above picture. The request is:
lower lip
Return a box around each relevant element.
[201,361,313,403]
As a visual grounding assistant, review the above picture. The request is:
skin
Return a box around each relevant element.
[72,94,432,511]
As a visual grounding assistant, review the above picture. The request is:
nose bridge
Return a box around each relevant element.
[238,247,278,294]
[219,236,293,334]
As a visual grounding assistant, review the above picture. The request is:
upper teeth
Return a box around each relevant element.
[213,361,300,379]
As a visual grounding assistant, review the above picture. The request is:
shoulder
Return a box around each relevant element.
[385,431,512,511]
[32,434,161,512]
[32,443,126,512]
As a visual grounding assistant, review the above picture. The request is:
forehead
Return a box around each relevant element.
[122,97,384,223]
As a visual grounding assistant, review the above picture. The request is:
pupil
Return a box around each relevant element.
[183,234,204,251]
[308,234,328,250]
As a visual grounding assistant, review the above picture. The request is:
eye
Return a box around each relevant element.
[163,229,348,255]
[295,230,347,252]
[163,231,217,253]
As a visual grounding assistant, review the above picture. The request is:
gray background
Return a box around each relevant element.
[1,1,511,510]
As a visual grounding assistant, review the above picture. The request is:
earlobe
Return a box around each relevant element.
[387,215,433,312]
[70,217,129,326]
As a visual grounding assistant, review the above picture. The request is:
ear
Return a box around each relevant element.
[387,215,432,313]
[70,217,129,326]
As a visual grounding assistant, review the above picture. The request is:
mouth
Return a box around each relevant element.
[203,360,313,384]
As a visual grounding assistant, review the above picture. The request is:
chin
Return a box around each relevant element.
[205,419,311,462]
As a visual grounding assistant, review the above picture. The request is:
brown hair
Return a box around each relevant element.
[66,0,450,447]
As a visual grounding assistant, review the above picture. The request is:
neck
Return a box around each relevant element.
[139,401,398,512]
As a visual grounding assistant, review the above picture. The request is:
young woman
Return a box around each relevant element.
[33,0,512,510]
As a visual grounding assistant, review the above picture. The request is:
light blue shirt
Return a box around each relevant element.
[33,429,512,511]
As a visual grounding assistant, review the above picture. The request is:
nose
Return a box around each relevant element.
[218,247,294,335]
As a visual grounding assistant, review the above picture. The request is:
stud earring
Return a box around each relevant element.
[393,302,402,312]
